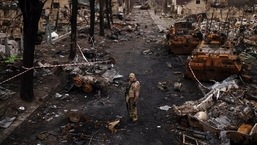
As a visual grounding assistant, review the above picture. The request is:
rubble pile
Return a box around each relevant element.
[64,48,122,94]
[173,74,257,144]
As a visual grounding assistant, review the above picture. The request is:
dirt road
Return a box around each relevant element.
[1,7,202,145]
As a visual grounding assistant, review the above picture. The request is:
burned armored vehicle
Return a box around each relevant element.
[165,21,203,55]
[184,32,242,81]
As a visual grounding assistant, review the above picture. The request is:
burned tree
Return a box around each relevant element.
[99,0,104,36]
[108,0,113,25]
[69,0,78,60]
[88,0,95,44]
[162,0,168,14]
[105,0,111,29]
[125,0,130,15]
[18,0,45,102]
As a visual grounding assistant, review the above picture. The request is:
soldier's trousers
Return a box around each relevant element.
[126,96,138,122]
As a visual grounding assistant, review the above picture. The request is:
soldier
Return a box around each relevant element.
[125,73,140,123]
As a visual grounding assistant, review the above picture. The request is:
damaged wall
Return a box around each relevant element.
[176,0,207,15]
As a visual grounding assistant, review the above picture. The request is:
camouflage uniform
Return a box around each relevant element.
[125,73,140,122]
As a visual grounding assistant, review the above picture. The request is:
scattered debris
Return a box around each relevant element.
[0,86,16,100]
[55,93,62,98]
[142,49,153,55]
[166,62,173,69]
[0,117,16,128]
[159,105,171,111]
[194,111,208,121]
[0,33,19,57]
[182,134,208,145]
[108,119,120,133]
[139,3,150,10]
[101,68,123,83]
[174,82,183,91]
[36,132,49,140]
[51,31,59,39]
[18,106,25,111]
[173,74,257,144]
[66,109,82,123]
[157,82,168,91]
[61,48,121,94]
[173,75,240,116]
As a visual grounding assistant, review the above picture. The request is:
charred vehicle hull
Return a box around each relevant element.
[165,21,202,55]
[166,35,202,55]
[185,33,242,81]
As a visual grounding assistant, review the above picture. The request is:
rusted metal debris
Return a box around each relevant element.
[185,32,242,81]
[73,74,107,94]
[164,8,257,81]
[173,75,257,144]
[182,134,208,145]
[163,6,257,145]
[221,123,257,145]
[62,47,122,94]
[165,21,202,55]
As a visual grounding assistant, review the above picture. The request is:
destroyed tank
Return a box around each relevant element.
[165,21,203,55]
[184,32,242,81]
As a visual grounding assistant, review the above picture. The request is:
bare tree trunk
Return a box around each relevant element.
[126,0,130,15]
[109,0,113,24]
[3,10,10,57]
[55,9,59,31]
[18,0,44,102]
[89,0,95,44]
[162,0,168,14]
[225,8,230,36]
[220,8,223,19]
[105,0,111,29]
[99,0,104,36]
[69,0,78,60]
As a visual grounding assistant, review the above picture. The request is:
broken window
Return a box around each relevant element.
[196,0,200,4]
[53,0,60,8]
